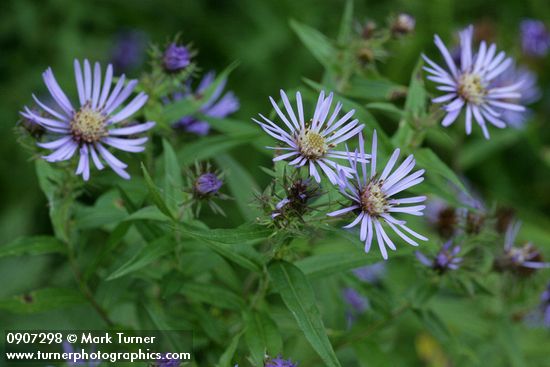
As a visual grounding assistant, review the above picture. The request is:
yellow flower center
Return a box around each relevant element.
[360,181,387,216]
[297,130,328,159]
[458,73,487,105]
[71,104,107,143]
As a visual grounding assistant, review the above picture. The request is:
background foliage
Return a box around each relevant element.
[1,0,550,366]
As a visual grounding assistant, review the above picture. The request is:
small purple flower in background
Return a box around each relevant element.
[424,25,525,139]
[391,13,415,36]
[495,221,550,275]
[20,59,155,180]
[520,19,550,57]
[155,355,180,367]
[328,131,427,260]
[353,262,386,283]
[171,72,239,135]
[342,287,370,327]
[254,90,366,184]
[110,30,148,73]
[265,355,298,367]
[195,172,223,197]
[163,43,192,72]
[539,282,550,327]
[490,65,541,128]
[343,287,370,313]
[416,240,463,273]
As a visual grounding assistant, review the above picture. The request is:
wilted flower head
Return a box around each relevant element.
[163,42,192,72]
[416,240,463,273]
[495,221,550,275]
[356,19,377,39]
[490,64,541,128]
[391,13,415,36]
[425,198,458,239]
[254,90,365,184]
[271,177,320,217]
[110,30,148,73]
[20,59,155,180]
[265,355,298,367]
[171,72,239,135]
[195,172,223,197]
[424,25,525,139]
[520,19,550,57]
[328,131,427,260]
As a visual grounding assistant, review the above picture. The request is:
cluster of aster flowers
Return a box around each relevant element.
[257,89,429,259]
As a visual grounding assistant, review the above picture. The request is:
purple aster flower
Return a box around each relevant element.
[194,172,223,197]
[490,64,541,128]
[520,19,550,57]
[110,30,148,73]
[352,262,386,283]
[495,221,550,274]
[255,90,366,184]
[415,240,463,273]
[20,59,155,180]
[172,71,239,135]
[424,25,525,139]
[327,131,428,260]
[163,43,191,72]
[265,355,298,367]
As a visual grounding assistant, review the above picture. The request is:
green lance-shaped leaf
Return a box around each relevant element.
[337,0,354,44]
[35,160,74,243]
[106,236,173,280]
[180,282,244,310]
[162,139,183,214]
[179,222,271,244]
[392,57,428,148]
[268,261,342,367]
[217,330,243,367]
[215,154,261,221]
[178,223,264,272]
[296,251,377,279]
[244,310,283,366]
[0,288,85,314]
[290,19,336,71]
[0,236,66,258]
[177,134,255,166]
[141,163,177,221]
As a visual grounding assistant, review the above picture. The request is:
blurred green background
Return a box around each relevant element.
[2,0,550,244]
[1,0,550,364]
